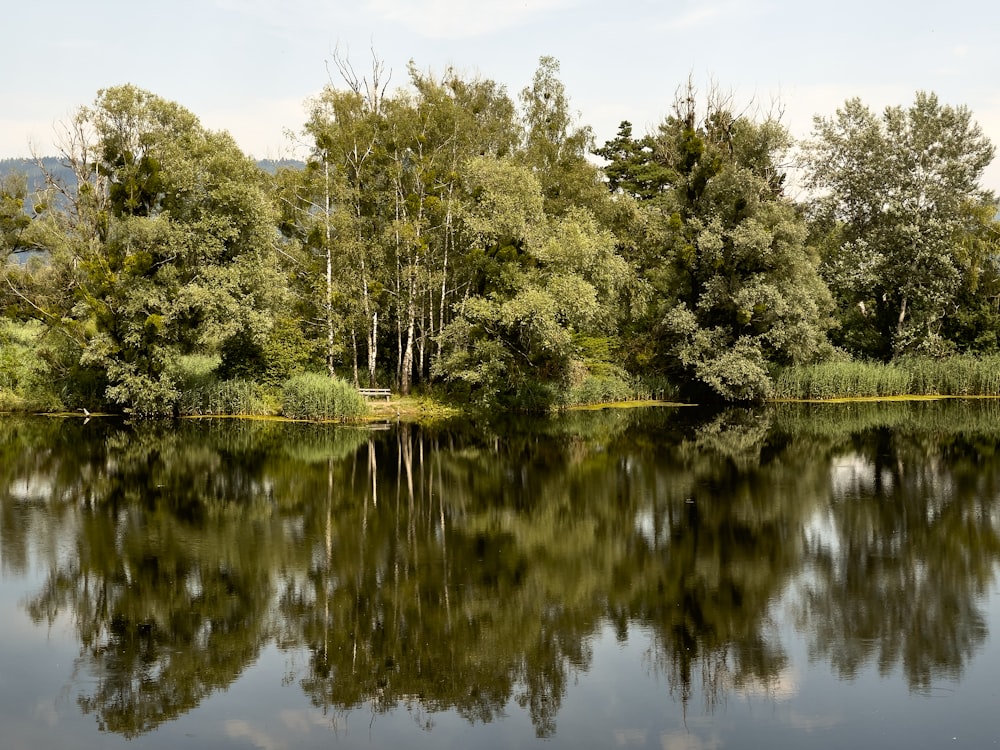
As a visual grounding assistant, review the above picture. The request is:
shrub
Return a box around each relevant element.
[630,374,681,402]
[165,354,221,392]
[694,338,773,401]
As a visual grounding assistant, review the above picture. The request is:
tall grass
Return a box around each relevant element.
[774,355,1000,400]
[178,379,277,416]
[0,319,63,411]
[564,373,635,406]
[901,355,1000,396]
[281,372,369,421]
[165,354,277,416]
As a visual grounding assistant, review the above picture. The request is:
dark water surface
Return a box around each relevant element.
[2,401,1000,749]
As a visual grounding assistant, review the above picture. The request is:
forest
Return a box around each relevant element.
[1,55,998,416]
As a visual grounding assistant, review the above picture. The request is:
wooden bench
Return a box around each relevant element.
[358,388,391,401]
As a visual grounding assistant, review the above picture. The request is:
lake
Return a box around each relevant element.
[2,401,1000,749]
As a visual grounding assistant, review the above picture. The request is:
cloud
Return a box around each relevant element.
[225,719,287,750]
[784,710,842,731]
[663,4,724,30]
[659,730,723,750]
[776,82,913,136]
[737,666,800,701]
[0,119,63,159]
[970,94,1000,194]
[33,698,59,727]
[363,0,577,39]
[0,92,84,157]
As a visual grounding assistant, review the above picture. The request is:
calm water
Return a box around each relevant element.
[2,402,1000,749]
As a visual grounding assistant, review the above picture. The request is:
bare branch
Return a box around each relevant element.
[328,43,392,114]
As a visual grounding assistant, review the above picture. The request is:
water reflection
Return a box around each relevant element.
[797,439,999,689]
[1,401,1000,741]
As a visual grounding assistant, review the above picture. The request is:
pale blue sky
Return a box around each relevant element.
[4,0,999,191]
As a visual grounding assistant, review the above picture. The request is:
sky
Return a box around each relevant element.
[4,0,1000,193]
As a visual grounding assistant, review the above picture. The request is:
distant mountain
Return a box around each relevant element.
[257,158,305,175]
[0,157,75,192]
[0,157,305,190]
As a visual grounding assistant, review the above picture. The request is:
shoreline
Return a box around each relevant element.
[7,393,1000,423]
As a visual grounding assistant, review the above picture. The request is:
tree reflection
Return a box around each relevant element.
[276,421,596,737]
[796,421,1000,690]
[16,423,284,736]
[610,408,820,709]
[272,410,811,728]
[2,404,1000,738]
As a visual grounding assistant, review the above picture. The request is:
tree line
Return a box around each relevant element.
[1,55,998,414]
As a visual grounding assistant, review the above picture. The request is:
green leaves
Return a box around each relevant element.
[14,64,1000,409]
[0,172,32,259]
[32,86,288,415]
[610,91,833,400]
[805,92,996,359]
[437,168,629,409]
[461,157,545,249]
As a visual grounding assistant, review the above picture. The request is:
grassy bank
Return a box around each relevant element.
[13,322,1000,418]
[774,356,1000,401]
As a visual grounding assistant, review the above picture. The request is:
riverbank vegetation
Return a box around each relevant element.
[774,355,1000,400]
[2,55,998,415]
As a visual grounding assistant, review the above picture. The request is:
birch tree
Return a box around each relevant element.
[304,56,390,387]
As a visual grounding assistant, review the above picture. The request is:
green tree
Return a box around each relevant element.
[0,172,33,262]
[593,120,674,201]
[940,200,1000,352]
[299,59,390,388]
[435,158,628,409]
[519,56,608,218]
[389,65,522,394]
[272,141,354,378]
[18,86,290,414]
[804,92,997,359]
[407,68,519,383]
[601,85,834,400]
[295,58,524,394]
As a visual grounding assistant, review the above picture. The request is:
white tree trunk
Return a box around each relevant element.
[324,159,335,377]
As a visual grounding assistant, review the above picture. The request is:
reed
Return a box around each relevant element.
[178,379,276,416]
[565,373,635,406]
[774,356,1000,400]
[281,373,369,421]
[0,319,63,411]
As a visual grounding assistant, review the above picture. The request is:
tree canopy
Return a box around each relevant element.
[803,92,998,359]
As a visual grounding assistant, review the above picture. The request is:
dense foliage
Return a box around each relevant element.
[804,93,998,359]
[2,58,998,413]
